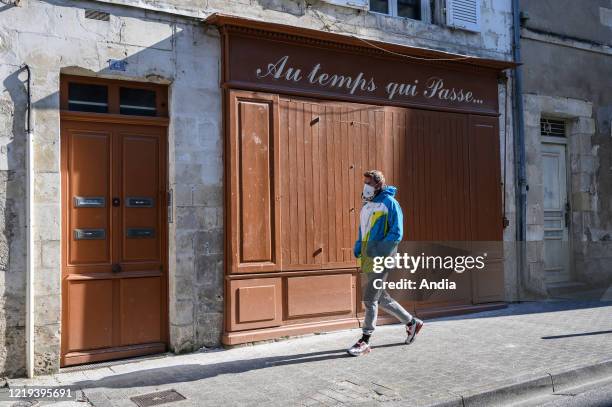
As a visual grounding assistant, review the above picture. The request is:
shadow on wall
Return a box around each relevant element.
[0,67,29,377]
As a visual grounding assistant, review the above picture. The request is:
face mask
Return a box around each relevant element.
[362,183,376,200]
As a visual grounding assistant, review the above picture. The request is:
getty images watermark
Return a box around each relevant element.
[369,252,488,290]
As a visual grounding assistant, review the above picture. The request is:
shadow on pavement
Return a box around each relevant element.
[541,329,612,339]
[432,300,612,322]
[71,342,405,390]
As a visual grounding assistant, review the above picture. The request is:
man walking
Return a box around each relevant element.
[347,170,423,357]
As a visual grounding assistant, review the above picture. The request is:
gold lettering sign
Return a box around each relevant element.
[225,31,499,115]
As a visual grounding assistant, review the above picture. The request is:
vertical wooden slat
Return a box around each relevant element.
[289,100,299,266]
[333,106,343,262]
[304,103,314,264]
[406,110,416,240]
[447,118,462,241]
[280,99,291,265]
[462,117,472,241]
[340,107,349,262]
[397,110,406,204]
[393,110,400,191]
[326,105,337,264]
[383,109,392,182]
[312,103,322,265]
[373,111,380,170]
[320,104,330,265]
[296,102,306,264]
[442,117,451,239]
[348,108,356,257]
[435,113,444,240]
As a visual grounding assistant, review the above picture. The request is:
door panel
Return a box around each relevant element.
[121,134,160,263]
[238,100,274,263]
[62,119,167,366]
[228,91,281,274]
[66,279,114,351]
[541,143,570,283]
[68,131,112,265]
[120,277,162,345]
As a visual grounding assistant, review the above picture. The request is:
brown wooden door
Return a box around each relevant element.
[61,119,168,366]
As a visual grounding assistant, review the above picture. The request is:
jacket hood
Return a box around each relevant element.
[373,185,397,201]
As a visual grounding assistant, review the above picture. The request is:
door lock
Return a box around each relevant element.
[112,197,121,207]
[112,264,122,273]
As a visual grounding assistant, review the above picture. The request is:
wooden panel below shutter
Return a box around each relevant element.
[227,277,282,331]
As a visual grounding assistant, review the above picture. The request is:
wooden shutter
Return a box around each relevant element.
[277,97,386,271]
[446,0,481,32]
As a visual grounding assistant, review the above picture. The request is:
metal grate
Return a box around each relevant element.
[541,118,566,137]
[130,390,186,407]
[85,9,110,21]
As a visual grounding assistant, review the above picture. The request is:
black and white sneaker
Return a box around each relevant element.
[405,318,424,344]
[347,339,371,356]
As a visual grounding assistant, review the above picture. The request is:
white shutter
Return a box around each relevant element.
[446,0,481,32]
[320,0,369,11]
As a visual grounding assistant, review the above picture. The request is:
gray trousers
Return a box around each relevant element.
[362,270,413,335]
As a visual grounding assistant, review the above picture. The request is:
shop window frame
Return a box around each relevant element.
[60,75,168,118]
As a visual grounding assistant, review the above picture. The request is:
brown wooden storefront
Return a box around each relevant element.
[207,15,515,345]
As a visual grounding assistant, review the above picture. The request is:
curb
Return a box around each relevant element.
[427,358,612,407]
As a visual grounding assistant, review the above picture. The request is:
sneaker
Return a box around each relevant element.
[405,317,424,344]
[347,339,371,357]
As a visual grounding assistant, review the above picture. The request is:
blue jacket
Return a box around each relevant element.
[353,186,403,271]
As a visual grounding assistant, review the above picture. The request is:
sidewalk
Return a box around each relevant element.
[5,301,612,407]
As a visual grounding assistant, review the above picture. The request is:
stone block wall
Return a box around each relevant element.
[0,0,223,375]
[522,94,612,292]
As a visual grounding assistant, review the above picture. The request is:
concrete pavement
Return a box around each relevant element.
[4,301,612,407]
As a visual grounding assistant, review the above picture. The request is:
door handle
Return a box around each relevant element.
[565,202,571,228]
[112,264,122,273]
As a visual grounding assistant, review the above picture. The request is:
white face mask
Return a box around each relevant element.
[362,183,376,200]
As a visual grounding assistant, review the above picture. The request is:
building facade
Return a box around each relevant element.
[519,0,612,296]
[0,0,516,376]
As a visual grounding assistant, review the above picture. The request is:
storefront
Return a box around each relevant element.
[207,15,514,345]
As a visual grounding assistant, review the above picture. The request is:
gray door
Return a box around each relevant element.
[541,143,570,283]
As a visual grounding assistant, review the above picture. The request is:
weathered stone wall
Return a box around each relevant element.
[520,0,612,289]
[95,0,514,61]
[0,0,514,376]
[0,0,223,375]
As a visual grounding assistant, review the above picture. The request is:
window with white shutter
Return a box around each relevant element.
[321,0,369,10]
[446,0,481,32]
